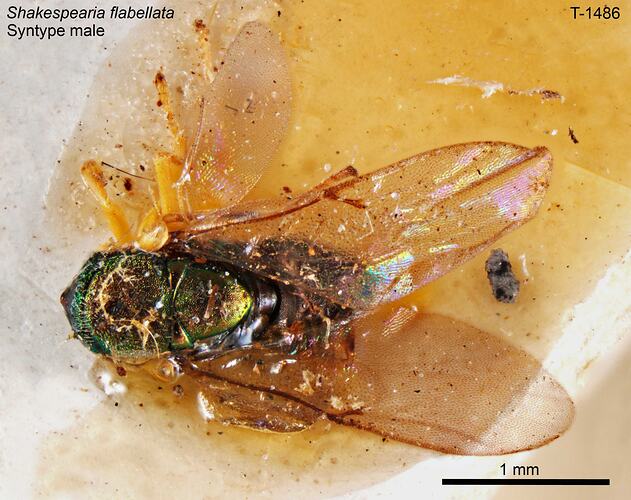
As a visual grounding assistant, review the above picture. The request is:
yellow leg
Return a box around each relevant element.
[136,206,169,252]
[125,71,190,251]
[134,18,221,249]
[153,71,192,213]
[154,71,187,160]
[153,6,222,216]
[194,15,215,82]
[154,152,185,215]
[82,68,197,249]
[80,160,133,244]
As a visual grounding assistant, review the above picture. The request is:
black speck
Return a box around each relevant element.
[485,249,520,303]
[568,127,579,144]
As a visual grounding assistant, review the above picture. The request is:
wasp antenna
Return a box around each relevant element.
[100,161,155,181]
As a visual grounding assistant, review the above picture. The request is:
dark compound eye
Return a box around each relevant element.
[62,251,174,363]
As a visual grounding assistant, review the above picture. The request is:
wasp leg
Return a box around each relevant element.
[194,14,215,82]
[148,12,224,234]
[133,71,190,250]
[80,160,133,244]
[153,152,185,215]
[136,205,169,252]
[152,71,196,215]
[154,71,186,159]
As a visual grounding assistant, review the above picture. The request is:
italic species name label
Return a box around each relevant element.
[6,5,176,40]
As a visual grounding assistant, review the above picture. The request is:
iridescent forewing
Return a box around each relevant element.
[178,142,552,310]
[186,307,573,455]
[178,21,291,211]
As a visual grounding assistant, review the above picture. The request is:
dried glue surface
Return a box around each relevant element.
[257,1,631,194]
[32,0,631,499]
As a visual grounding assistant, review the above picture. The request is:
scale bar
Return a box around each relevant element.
[442,478,610,486]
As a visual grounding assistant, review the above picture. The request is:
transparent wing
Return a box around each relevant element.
[186,307,573,455]
[179,21,291,210]
[178,142,552,310]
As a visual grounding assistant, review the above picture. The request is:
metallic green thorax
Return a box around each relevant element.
[61,251,253,362]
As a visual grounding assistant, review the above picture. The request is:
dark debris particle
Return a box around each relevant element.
[485,249,520,303]
[568,127,579,144]
[116,365,127,377]
[172,384,184,398]
[539,89,562,101]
